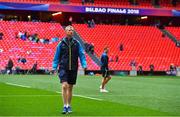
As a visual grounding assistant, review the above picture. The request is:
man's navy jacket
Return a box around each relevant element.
[100,52,109,70]
[52,37,87,71]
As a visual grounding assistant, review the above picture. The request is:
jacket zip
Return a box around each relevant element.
[63,38,73,70]
[69,44,72,70]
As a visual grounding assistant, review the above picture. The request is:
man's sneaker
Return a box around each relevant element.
[100,89,109,93]
[100,85,106,89]
[62,106,67,114]
[67,106,72,113]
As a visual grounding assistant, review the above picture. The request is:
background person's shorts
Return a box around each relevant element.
[101,67,110,78]
[58,70,78,85]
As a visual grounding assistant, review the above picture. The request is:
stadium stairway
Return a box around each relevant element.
[159,28,178,45]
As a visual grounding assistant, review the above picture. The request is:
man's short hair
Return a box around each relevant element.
[104,47,109,51]
[65,25,74,31]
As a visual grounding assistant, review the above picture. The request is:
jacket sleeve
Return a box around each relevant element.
[78,42,87,68]
[52,43,61,70]
[100,55,104,66]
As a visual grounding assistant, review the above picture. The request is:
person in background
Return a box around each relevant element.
[6,58,14,74]
[149,64,154,75]
[120,43,124,51]
[91,19,95,28]
[138,65,143,75]
[130,60,137,70]
[31,61,38,74]
[0,32,4,40]
[68,16,73,25]
[100,47,111,93]
[82,0,85,5]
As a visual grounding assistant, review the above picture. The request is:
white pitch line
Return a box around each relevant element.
[73,94,103,101]
[0,95,59,97]
[5,82,31,88]
[56,91,61,93]
[56,91,103,101]
[4,84,103,101]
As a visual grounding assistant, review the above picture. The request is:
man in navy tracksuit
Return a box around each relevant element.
[52,25,87,114]
[100,47,111,93]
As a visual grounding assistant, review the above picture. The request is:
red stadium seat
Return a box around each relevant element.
[73,24,180,71]
[0,21,99,71]
[0,21,65,70]
[0,21,180,71]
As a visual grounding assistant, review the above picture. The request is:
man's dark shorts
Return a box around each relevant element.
[58,69,78,85]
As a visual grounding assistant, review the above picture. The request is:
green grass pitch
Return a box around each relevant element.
[0,75,180,116]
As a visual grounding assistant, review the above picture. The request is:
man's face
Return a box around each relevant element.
[66,27,74,37]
